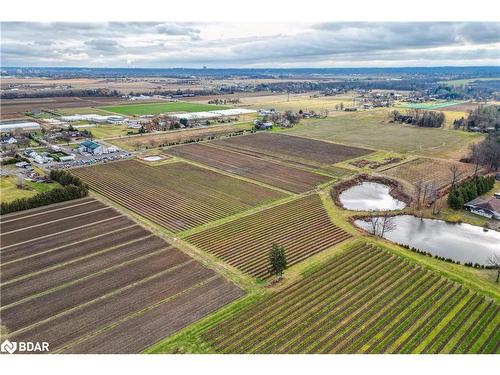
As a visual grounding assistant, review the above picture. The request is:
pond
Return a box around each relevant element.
[354,215,500,265]
[339,182,407,211]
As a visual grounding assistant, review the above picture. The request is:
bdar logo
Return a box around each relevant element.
[1,339,17,354]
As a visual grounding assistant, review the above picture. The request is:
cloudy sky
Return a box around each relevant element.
[1,22,499,68]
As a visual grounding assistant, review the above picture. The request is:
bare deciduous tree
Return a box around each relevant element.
[449,164,464,188]
[414,179,424,210]
[426,181,440,214]
[366,214,397,237]
[487,254,500,283]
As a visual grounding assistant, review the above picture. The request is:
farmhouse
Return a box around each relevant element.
[78,140,106,155]
[464,196,500,220]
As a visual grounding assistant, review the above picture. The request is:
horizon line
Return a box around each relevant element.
[2,65,500,71]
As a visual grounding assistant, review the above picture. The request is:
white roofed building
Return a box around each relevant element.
[0,121,41,132]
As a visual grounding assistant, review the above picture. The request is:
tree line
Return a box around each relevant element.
[468,136,500,171]
[447,175,496,209]
[391,109,445,128]
[1,88,120,100]
[0,170,88,214]
[453,105,500,131]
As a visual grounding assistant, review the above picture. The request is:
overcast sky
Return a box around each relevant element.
[1,22,499,68]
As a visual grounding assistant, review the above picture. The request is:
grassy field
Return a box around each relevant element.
[56,107,121,116]
[108,123,253,151]
[0,175,62,203]
[285,109,482,159]
[76,124,131,139]
[442,110,469,129]
[439,77,500,86]
[397,101,461,110]
[236,92,357,112]
[98,101,229,116]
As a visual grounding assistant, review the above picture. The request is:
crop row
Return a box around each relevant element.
[187,194,351,278]
[213,132,372,168]
[203,243,374,347]
[2,198,244,353]
[203,244,498,353]
[72,160,285,232]
[166,143,330,193]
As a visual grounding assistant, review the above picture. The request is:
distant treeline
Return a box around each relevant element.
[0,170,88,214]
[428,84,500,100]
[3,66,498,79]
[0,88,121,99]
[391,109,444,128]
[447,175,496,209]
[254,79,434,93]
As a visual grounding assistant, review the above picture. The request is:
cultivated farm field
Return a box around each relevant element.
[203,242,499,353]
[0,197,243,353]
[166,143,332,193]
[381,157,478,192]
[235,92,357,112]
[0,96,127,120]
[98,101,228,116]
[398,101,461,110]
[75,124,130,139]
[286,109,482,159]
[213,132,372,169]
[72,160,286,232]
[186,194,352,279]
[108,123,253,151]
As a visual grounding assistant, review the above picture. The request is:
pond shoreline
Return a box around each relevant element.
[354,214,500,267]
[331,173,412,210]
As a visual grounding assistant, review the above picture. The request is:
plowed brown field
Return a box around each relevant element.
[0,198,243,353]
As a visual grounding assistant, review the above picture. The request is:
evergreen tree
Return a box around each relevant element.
[269,243,287,280]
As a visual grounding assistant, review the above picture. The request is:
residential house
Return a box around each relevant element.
[464,196,500,220]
